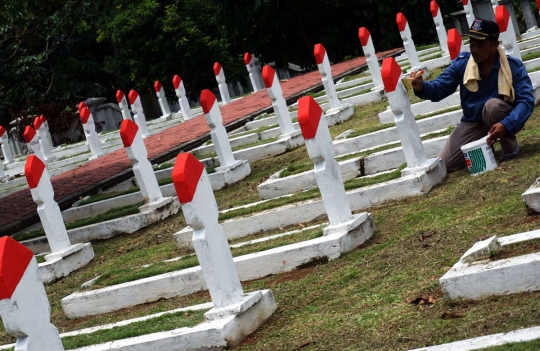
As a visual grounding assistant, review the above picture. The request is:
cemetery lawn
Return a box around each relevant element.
[4,82,540,349]
[478,339,540,350]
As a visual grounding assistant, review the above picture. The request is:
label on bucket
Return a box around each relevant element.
[461,137,497,176]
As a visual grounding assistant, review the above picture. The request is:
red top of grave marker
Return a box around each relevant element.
[0,126,5,137]
[262,66,275,88]
[298,96,323,140]
[358,27,371,47]
[23,125,36,143]
[462,0,468,5]
[154,81,163,93]
[447,28,462,60]
[116,90,125,104]
[430,1,439,17]
[537,0,540,8]
[495,5,510,31]
[213,62,222,76]
[381,57,402,93]
[0,237,34,300]
[396,13,407,32]
[40,115,47,123]
[313,44,326,65]
[77,102,88,113]
[24,155,46,189]
[33,116,43,130]
[244,52,252,65]
[200,89,216,114]
[120,119,139,147]
[128,90,139,105]
[80,106,91,124]
[172,75,182,89]
[172,152,204,204]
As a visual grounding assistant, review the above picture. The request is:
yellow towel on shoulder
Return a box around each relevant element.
[463,47,514,102]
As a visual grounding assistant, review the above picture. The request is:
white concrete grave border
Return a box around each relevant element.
[0,237,64,350]
[314,44,355,123]
[25,155,94,283]
[409,324,540,351]
[440,229,540,301]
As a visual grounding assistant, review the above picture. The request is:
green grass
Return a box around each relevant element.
[478,339,540,351]
[155,162,173,171]
[420,52,443,61]
[12,202,143,242]
[61,310,206,349]
[342,71,370,82]
[336,80,372,92]
[523,51,540,62]
[416,43,440,51]
[76,188,141,206]
[89,226,324,288]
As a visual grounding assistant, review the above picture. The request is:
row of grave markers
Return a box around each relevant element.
[0,43,446,347]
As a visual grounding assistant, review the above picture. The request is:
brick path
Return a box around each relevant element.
[0,49,400,235]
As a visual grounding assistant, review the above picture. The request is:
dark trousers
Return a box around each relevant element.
[439,98,518,172]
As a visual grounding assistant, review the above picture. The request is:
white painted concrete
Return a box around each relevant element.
[379,91,460,124]
[79,106,104,159]
[154,81,173,120]
[116,90,132,121]
[315,45,343,109]
[0,127,14,164]
[431,1,449,56]
[0,238,64,350]
[172,75,192,120]
[359,27,384,90]
[128,90,150,138]
[522,177,540,213]
[497,5,522,61]
[440,229,540,301]
[409,325,540,351]
[214,63,231,104]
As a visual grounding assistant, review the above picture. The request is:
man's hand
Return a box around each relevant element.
[487,122,507,146]
[410,71,424,93]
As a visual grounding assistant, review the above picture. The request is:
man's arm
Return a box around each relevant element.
[412,57,463,102]
[500,60,535,136]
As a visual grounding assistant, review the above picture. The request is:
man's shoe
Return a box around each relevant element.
[500,145,520,161]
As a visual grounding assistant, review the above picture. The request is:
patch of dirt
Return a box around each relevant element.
[491,238,540,261]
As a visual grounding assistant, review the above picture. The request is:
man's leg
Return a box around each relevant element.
[482,98,518,158]
[439,122,485,172]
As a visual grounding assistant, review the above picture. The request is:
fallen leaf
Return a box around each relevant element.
[419,230,436,242]
[298,223,305,228]
[406,295,437,305]
[441,311,465,319]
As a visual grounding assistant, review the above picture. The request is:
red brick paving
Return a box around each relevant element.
[0,49,400,234]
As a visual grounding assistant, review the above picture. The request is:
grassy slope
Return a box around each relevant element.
[2,68,540,350]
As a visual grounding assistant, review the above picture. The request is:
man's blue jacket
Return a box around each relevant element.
[416,52,534,136]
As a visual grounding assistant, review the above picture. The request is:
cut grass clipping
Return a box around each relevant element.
[90,226,324,288]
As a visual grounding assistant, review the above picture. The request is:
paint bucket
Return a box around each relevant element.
[461,136,497,176]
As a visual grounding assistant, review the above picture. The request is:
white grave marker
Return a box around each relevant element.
[381,57,444,175]
[34,115,56,163]
[244,52,262,92]
[396,12,427,77]
[496,5,522,61]
[116,90,132,121]
[430,0,449,56]
[358,27,384,90]
[128,90,150,138]
[154,81,172,119]
[213,62,231,104]
[25,155,94,282]
[0,237,64,351]
[0,126,13,164]
[462,0,476,28]
[262,65,301,139]
[200,89,243,171]
[78,103,104,159]
[120,119,172,213]
[23,126,45,163]
[172,152,244,309]
[172,74,192,120]
[297,96,375,245]
[314,44,342,109]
